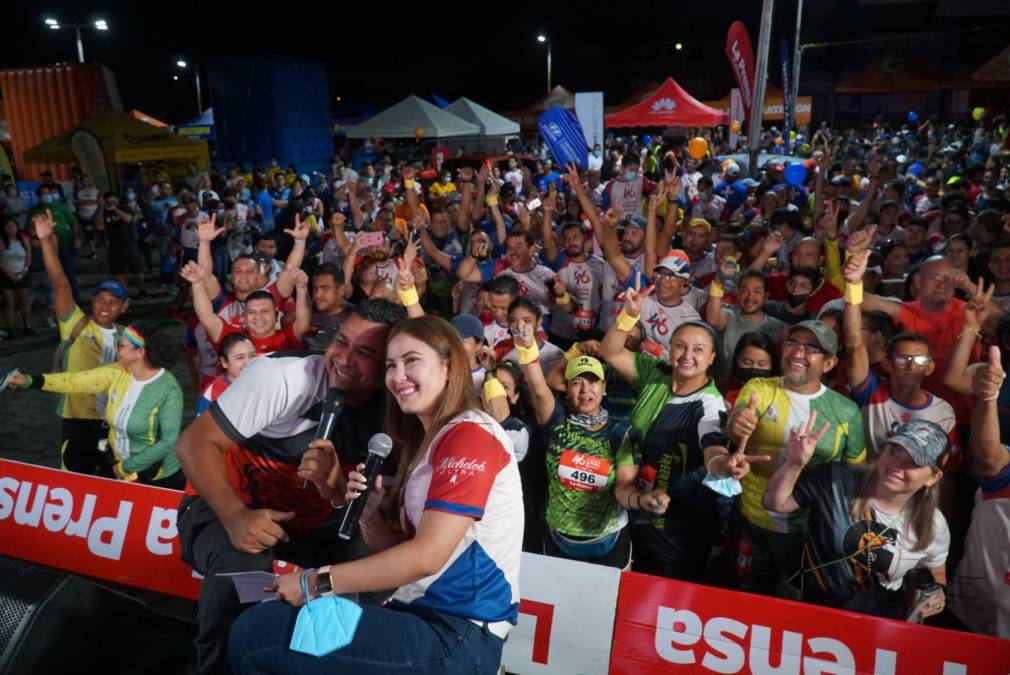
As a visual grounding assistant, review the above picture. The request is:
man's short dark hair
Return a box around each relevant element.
[314,262,341,282]
[508,296,542,320]
[769,207,803,232]
[234,254,266,275]
[258,232,277,243]
[350,298,405,326]
[506,230,536,247]
[487,275,521,299]
[245,290,276,306]
[716,234,743,254]
[975,209,1004,240]
[561,221,586,236]
[862,310,897,343]
[886,332,932,358]
[739,270,767,289]
[789,266,820,287]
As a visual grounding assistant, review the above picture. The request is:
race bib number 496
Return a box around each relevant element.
[558,450,611,492]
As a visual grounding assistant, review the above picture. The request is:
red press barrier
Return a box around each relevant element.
[1,459,1008,674]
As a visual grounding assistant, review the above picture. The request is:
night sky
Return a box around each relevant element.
[3,2,1007,124]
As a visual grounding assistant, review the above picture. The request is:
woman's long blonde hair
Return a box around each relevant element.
[383,316,479,519]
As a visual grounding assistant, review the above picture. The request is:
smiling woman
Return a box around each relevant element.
[229,315,523,674]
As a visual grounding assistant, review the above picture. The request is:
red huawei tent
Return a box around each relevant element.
[605,77,728,128]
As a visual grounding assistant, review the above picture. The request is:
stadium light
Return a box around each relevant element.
[536,34,552,94]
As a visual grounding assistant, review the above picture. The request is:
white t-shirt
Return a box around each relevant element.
[552,255,605,339]
[639,295,701,360]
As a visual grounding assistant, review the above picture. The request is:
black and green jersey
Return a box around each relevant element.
[543,401,636,538]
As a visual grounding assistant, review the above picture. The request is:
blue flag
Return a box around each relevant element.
[538,108,590,171]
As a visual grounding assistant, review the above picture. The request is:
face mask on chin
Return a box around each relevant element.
[785,291,810,307]
[623,171,637,181]
[735,367,773,383]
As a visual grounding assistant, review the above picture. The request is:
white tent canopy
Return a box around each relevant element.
[345,95,479,139]
[445,97,520,136]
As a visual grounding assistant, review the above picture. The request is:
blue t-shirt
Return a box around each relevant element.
[535,172,564,195]
[712,179,749,212]
[256,190,275,224]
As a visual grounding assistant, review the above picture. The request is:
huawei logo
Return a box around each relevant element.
[651,98,677,113]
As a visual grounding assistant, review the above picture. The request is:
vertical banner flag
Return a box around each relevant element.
[779,37,792,154]
[70,129,112,193]
[574,92,605,153]
[539,108,591,171]
[729,89,744,149]
[725,21,756,124]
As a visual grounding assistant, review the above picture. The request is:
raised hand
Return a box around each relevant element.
[469,238,489,260]
[478,344,496,372]
[457,166,474,183]
[401,165,416,182]
[972,346,1006,402]
[515,203,531,228]
[944,269,975,294]
[565,162,581,191]
[602,207,621,231]
[477,162,490,186]
[964,278,995,328]
[621,276,654,319]
[785,411,831,468]
[179,260,210,284]
[197,213,224,242]
[818,202,841,240]
[729,392,760,446]
[577,340,601,356]
[284,213,310,240]
[396,235,420,290]
[761,230,784,256]
[31,210,56,240]
[845,224,877,255]
[329,212,347,232]
[843,249,871,286]
[290,268,309,289]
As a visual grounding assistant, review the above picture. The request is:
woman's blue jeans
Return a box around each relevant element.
[229,600,504,674]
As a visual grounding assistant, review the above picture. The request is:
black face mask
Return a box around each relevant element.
[735,367,773,383]
[785,291,810,307]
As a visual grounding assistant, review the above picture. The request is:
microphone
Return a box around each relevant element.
[303,388,344,490]
[338,433,394,540]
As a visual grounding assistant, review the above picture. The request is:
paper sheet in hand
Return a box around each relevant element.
[218,571,278,604]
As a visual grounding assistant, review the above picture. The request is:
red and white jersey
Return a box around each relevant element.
[483,321,511,350]
[552,255,605,339]
[372,259,399,291]
[392,409,523,634]
[639,296,701,360]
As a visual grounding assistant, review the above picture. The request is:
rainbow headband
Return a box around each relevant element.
[122,326,146,349]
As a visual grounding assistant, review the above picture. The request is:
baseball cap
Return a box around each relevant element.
[653,251,691,279]
[92,280,128,301]
[451,314,485,343]
[565,355,605,381]
[687,217,712,233]
[887,419,950,469]
[787,320,838,357]
[830,175,852,187]
[622,215,647,230]
[725,163,741,177]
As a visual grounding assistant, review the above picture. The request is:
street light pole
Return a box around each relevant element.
[538,34,551,95]
[748,0,775,177]
[176,60,203,114]
[75,25,84,63]
[789,0,804,133]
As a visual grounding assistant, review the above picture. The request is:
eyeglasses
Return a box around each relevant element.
[653,269,681,279]
[783,339,825,356]
[892,354,932,367]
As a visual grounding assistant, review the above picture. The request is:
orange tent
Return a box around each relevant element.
[834,55,951,94]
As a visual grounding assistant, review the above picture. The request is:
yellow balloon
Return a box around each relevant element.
[730,120,742,133]
[972,107,985,121]
[789,130,797,141]
[687,137,709,159]
[414,127,425,140]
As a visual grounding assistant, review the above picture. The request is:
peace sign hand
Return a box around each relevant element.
[785,411,831,469]
[621,275,653,320]
[964,277,995,328]
[720,426,772,480]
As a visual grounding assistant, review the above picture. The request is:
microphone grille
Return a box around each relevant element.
[368,433,394,458]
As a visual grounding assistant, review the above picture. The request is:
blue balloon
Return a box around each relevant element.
[784,162,807,187]
[908,162,923,177]
[907,111,919,123]
[642,134,652,146]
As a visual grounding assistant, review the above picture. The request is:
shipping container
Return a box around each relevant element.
[0,62,123,181]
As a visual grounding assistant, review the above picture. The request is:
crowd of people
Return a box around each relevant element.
[1,112,1009,673]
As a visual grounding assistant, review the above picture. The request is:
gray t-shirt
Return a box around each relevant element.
[716,308,786,379]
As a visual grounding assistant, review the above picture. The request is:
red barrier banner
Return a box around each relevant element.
[725,21,755,123]
[609,571,1010,675]
[0,459,200,600]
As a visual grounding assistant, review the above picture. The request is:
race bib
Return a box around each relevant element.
[558,450,611,493]
[612,292,626,316]
[641,339,664,358]
[573,309,596,332]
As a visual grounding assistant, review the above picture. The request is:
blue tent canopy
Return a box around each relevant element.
[174,108,215,140]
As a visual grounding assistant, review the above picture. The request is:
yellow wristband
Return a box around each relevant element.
[615,309,638,332]
[844,282,863,305]
[515,341,540,365]
[113,462,139,482]
[564,344,583,361]
[397,285,420,307]
[556,291,571,305]
[485,195,499,207]
[959,326,982,341]
[404,179,416,189]
[482,378,507,403]
[709,281,725,298]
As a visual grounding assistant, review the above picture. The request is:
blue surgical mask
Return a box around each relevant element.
[126,192,136,202]
[40,194,56,204]
[623,170,637,181]
[289,573,362,657]
[240,189,251,200]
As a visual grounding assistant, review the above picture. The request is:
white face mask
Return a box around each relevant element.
[623,170,637,181]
